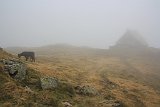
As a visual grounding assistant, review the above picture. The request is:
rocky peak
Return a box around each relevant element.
[114,30,148,48]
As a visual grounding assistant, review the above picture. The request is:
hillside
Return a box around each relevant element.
[5,42,160,90]
[109,30,160,90]
[2,43,160,107]
[0,49,79,107]
[2,31,160,107]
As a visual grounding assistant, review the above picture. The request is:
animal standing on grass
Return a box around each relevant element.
[18,52,35,62]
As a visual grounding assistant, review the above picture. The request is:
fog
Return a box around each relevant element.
[0,0,160,49]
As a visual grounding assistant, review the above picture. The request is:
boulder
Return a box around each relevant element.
[3,59,27,80]
[10,64,26,80]
[40,77,58,90]
[75,85,98,96]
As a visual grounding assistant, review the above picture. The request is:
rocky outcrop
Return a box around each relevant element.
[116,30,148,47]
[1,59,27,80]
[110,30,148,52]
[75,85,98,96]
[40,77,58,90]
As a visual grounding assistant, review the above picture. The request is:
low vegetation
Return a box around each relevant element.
[1,45,160,107]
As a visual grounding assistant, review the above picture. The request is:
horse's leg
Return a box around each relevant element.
[31,56,35,62]
[31,57,33,62]
[29,57,31,61]
[30,56,33,62]
[33,57,35,62]
[25,56,28,61]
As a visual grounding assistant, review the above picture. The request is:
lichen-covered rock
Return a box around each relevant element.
[2,59,27,80]
[40,77,58,90]
[75,85,98,96]
[13,64,26,80]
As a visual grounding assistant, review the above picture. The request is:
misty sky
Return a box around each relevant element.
[0,0,160,48]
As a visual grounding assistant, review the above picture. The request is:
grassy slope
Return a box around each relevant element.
[28,50,160,107]
[0,50,76,107]
[2,45,160,107]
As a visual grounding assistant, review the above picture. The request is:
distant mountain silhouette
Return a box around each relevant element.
[110,30,148,50]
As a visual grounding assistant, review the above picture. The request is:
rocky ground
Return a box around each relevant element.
[0,58,125,107]
[0,49,160,107]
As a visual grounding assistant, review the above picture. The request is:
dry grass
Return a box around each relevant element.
[0,50,13,59]
[1,47,160,107]
[27,53,160,107]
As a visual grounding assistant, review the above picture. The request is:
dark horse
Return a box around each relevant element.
[18,52,35,62]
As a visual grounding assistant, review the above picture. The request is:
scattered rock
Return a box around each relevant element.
[11,64,26,80]
[40,77,58,90]
[75,85,98,96]
[62,101,72,107]
[100,77,118,89]
[2,59,27,80]
[104,94,116,100]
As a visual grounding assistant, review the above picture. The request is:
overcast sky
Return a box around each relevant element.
[0,0,160,48]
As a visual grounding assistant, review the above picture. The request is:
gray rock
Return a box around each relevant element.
[3,59,27,80]
[4,60,12,65]
[62,101,72,107]
[13,64,27,80]
[75,85,98,96]
[40,77,58,90]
